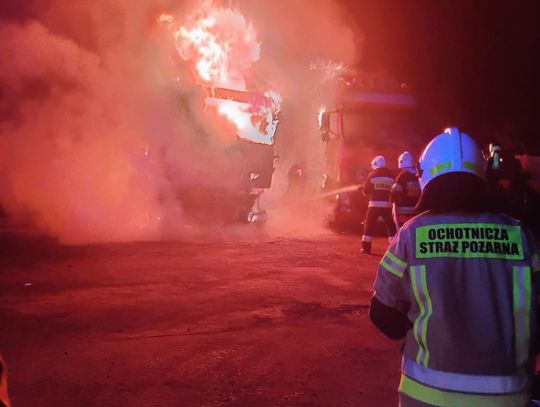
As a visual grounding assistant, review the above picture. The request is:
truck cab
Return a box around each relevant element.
[176,86,280,225]
[319,75,420,232]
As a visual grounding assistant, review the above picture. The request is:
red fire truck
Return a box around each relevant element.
[318,73,422,232]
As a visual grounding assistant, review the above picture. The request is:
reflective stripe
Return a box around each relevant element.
[369,200,391,208]
[371,176,394,185]
[400,375,530,407]
[428,161,482,177]
[463,160,484,177]
[430,161,452,176]
[380,260,403,278]
[410,265,432,366]
[402,358,529,394]
[362,235,372,242]
[380,251,407,278]
[387,251,407,268]
[532,252,540,272]
[513,266,532,368]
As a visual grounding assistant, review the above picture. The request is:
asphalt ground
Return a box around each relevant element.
[0,229,400,407]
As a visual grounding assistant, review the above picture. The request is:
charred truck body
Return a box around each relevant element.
[177,86,280,225]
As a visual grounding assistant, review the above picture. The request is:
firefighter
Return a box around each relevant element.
[369,128,540,406]
[284,162,308,204]
[391,151,421,229]
[486,142,528,220]
[361,155,396,254]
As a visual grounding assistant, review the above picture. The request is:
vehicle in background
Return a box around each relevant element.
[318,72,422,232]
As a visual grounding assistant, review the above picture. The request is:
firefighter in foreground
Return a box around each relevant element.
[391,151,421,229]
[369,127,540,406]
[361,156,396,254]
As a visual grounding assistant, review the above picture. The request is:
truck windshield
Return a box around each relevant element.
[341,107,417,148]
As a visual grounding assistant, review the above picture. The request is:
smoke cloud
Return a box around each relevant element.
[0,0,362,244]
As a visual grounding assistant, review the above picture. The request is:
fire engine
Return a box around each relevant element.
[318,71,422,232]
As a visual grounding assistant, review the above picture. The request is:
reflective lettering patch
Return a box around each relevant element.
[416,223,524,259]
[372,177,393,191]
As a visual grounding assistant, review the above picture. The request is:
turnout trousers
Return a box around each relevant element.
[363,206,396,239]
[361,205,396,253]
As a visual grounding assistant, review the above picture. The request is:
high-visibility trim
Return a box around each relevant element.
[513,266,531,368]
[387,251,407,268]
[430,161,452,176]
[399,375,530,407]
[427,161,482,178]
[402,358,529,394]
[419,267,433,367]
[411,267,425,365]
[361,235,372,242]
[368,200,391,208]
[532,252,540,272]
[463,160,483,176]
[371,176,394,185]
[411,265,432,366]
[380,259,403,278]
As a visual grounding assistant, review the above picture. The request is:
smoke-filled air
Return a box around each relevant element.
[0,0,362,244]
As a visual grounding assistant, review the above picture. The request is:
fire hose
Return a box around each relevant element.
[259,184,363,215]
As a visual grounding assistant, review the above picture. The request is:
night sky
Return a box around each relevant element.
[343,0,540,152]
[2,1,539,152]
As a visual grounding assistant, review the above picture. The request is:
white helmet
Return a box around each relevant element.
[417,127,486,190]
[398,151,414,169]
[371,155,386,170]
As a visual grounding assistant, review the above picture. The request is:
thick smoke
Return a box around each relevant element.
[241,0,362,167]
[239,0,363,233]
[0,0,361,244]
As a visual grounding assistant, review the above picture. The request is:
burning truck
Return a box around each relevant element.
[182,86,281,224]
[156,6,282,224]
[318,71,421,231]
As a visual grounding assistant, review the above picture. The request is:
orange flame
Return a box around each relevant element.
[160,4,281,145]
[174,6,259,90]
